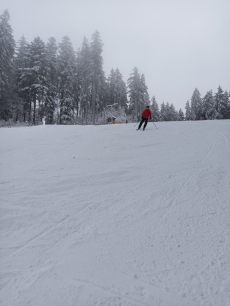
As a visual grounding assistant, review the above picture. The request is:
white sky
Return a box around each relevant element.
[1,0,230,111]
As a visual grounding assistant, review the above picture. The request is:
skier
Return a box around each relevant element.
[137,106,152,130]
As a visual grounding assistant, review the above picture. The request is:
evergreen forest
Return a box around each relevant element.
[1,10,230,125]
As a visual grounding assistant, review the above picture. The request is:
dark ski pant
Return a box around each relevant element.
[138,117,148,130]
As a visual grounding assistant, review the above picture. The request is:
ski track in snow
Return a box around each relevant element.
[0,120,230,306]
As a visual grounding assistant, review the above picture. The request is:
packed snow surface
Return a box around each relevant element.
[1,120,230,306]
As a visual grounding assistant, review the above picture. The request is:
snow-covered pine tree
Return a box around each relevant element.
[178,108,185,121]
[58,36,75,124]
[97,71,107,121]
[191,88,202,120]
[114,68,127,111]
[97,72,107,123]
[159,101,178,121]
[127,67,141,121]
[0,10,16,121]
[73,48,83,121]
[14,35,30,122]
[78,37,91,124]
[159,102,166,121]
[225,91,230,119]
[139,74,150,114]
[107,68,127,111]
[45,37,58,124]
[90,31,105,124]
[107,68,116,106]
[185,100,192,120]
[213,86,229,119]
[202,90,214,119]
[150,96,159,121]
[29,37,47,125]
[103,68,127,123]
[164,102,171,121]
[169,103,177,121]
[113,68,121,107]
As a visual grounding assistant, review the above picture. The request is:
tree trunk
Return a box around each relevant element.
[96,90,98,125]
[76,96,79,117]
[29,100,32,123]
[86,102,88,125]
[86,93,88,125]
[60,90,63,124]
[92,82,95,125]
[135,94,137,122]
[23,98,27,122]
[33,90,36,125]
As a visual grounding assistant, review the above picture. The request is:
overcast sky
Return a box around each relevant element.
[1,0,230,110]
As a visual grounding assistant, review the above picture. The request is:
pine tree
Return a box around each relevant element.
[107,68,116,106]
[213,86,229,119]
[163,102,170,121]
[127,67,142,121]
[73,48,81,121]
[150,96,159,121]
[159,102,178,121]
[58,36,75,124]
[225,91,230,119]
[29,37,47,125]
[178,108,185,121]
[114,68,127,110]
[0,10,16,120]
[14,35,30,122]
[160,102,165,121]
[169,103,177,121]
[90,31,104,124]
[45,37,58,124]
[139,74,150,113]
[191,88,202,120]
[104,68,127,123]
[107,68,127,111]
[202,90,214,119]
[185,100,192,120]
[78,37,91,123]
[97,69,107,120]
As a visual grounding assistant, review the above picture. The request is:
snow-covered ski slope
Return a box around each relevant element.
[1,120,230,306]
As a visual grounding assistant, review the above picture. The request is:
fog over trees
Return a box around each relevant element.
[1,10,229,125]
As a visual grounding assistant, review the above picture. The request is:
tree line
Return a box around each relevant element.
[0,10,229,125]
[151,86,230,122]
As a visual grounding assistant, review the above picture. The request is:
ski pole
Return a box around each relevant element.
[134,121,139,127]
[153,121,158,129]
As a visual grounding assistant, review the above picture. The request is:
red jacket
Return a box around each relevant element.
[142,109,151,119]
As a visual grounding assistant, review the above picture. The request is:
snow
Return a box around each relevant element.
[1,120,230,306]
